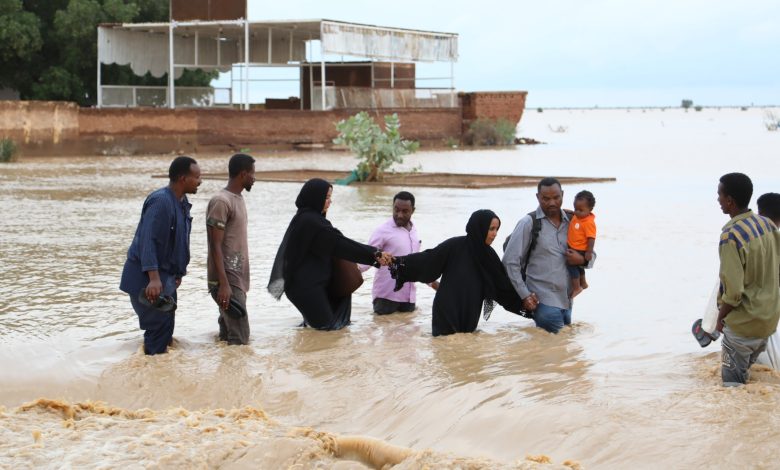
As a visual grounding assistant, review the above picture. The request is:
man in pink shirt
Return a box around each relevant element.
[361,192,436,314]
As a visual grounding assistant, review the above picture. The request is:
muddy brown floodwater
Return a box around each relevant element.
[1,108,780,468]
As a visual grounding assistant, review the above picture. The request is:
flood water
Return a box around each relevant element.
[1,107,780,468]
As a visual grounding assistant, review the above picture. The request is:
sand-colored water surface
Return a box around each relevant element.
[1,107,780,468]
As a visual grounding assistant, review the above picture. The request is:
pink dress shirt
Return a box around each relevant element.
[361,217,422,302]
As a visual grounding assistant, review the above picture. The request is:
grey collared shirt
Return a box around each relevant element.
[502,206,571,310]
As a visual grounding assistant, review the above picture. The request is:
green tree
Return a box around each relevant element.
[2,1,215,105]
[0,0,41,62]
[333,112,419,182]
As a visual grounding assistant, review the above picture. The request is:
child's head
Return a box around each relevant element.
[757,192,780,225]
[573,190,596,219]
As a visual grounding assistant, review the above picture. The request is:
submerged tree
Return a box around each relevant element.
[333,112,419,182]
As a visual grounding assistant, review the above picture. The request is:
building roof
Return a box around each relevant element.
[98,18,458,78]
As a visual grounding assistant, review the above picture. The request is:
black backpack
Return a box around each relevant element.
[503,211,542,318]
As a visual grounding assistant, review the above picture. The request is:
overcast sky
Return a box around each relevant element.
[246,0,779,107]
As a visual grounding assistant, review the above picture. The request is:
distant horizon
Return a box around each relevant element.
[519,86,780,109]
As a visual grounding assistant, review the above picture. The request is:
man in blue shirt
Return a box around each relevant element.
[120,156,202,354]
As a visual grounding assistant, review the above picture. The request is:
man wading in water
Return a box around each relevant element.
[120,156,201,355]
[715,173,780,386]
[207,153,255,345]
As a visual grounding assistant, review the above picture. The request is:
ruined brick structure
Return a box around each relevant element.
[0,91,527,156]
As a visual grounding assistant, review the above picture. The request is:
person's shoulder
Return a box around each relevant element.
[145,187,174,209]
[147,187,170,200]
[449,235,469,246]
[435,236,463,249]
[209,189,233,203]
[380,217,397,230]
[514,212,535,230]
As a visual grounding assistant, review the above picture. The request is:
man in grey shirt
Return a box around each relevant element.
[502,177,585,333]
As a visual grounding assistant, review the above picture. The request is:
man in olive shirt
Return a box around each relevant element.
[715,173,780,386]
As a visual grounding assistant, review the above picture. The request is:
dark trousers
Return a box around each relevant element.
[130,293,176,355]
[373,298,416,315]
[211,285,250,345]
[286,284,352,330]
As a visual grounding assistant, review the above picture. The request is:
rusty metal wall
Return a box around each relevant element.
[171,0,246,21]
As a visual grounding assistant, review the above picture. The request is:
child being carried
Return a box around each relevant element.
[567,190,597,298]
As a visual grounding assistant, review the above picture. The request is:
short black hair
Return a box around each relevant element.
[168,156,198,181]
[537,177,561,193]
[719,173,753,209]
[393,191,415,207]
[575,190,596,209]
[228,153,255,178]
[757,192,780,222]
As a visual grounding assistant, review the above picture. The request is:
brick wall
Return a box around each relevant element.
[0,101,79,152]
[0,102,463,155]
[459,91,528,132]
[0,92,528,156]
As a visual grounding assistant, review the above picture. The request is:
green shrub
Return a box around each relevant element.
[694,106,703,112]
[464,118,517,146]
[333,112,419,182]
[0,138,17,162]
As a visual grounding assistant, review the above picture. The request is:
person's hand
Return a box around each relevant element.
[565,249,586,266]
[429,280,440,291]
[716,319,724,333]
[522,293,539,311]
[377,252,394,266]
[216,283,232,310]
[145,279,163,304]
[175,277,182,288]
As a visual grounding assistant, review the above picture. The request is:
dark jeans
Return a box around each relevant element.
[373,298,416,315]
[130,293,176,355]
[533,302,572,334]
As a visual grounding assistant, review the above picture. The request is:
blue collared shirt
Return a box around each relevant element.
[120,187,192,297]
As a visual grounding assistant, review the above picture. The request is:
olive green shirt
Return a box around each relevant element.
[719,211,780,338]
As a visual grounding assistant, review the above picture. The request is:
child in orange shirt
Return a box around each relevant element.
[567,190,596,298]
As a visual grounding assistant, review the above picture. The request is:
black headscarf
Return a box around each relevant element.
[268,178,335,299]
[465,209,513,320]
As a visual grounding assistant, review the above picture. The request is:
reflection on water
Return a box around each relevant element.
[1,108,780,468]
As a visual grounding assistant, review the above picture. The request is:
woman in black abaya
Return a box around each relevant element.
[268,178,385,330]
[390,209,524,336]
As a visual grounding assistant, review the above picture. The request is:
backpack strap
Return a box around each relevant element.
[520,211,541,281]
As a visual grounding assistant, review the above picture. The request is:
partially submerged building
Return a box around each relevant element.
[98,0,458,111]
[1,0,527,155]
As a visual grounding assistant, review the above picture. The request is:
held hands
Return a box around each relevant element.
[522,292,539,312]
[375,251,394,267]
[428,280,440,291]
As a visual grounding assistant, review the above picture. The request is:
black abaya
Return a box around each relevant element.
[391,210,523,336]
[268,178,378,330]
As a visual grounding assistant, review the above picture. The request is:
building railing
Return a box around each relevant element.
[311,86,457,110]
[100,86,232,108]
[101,85,456,110]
